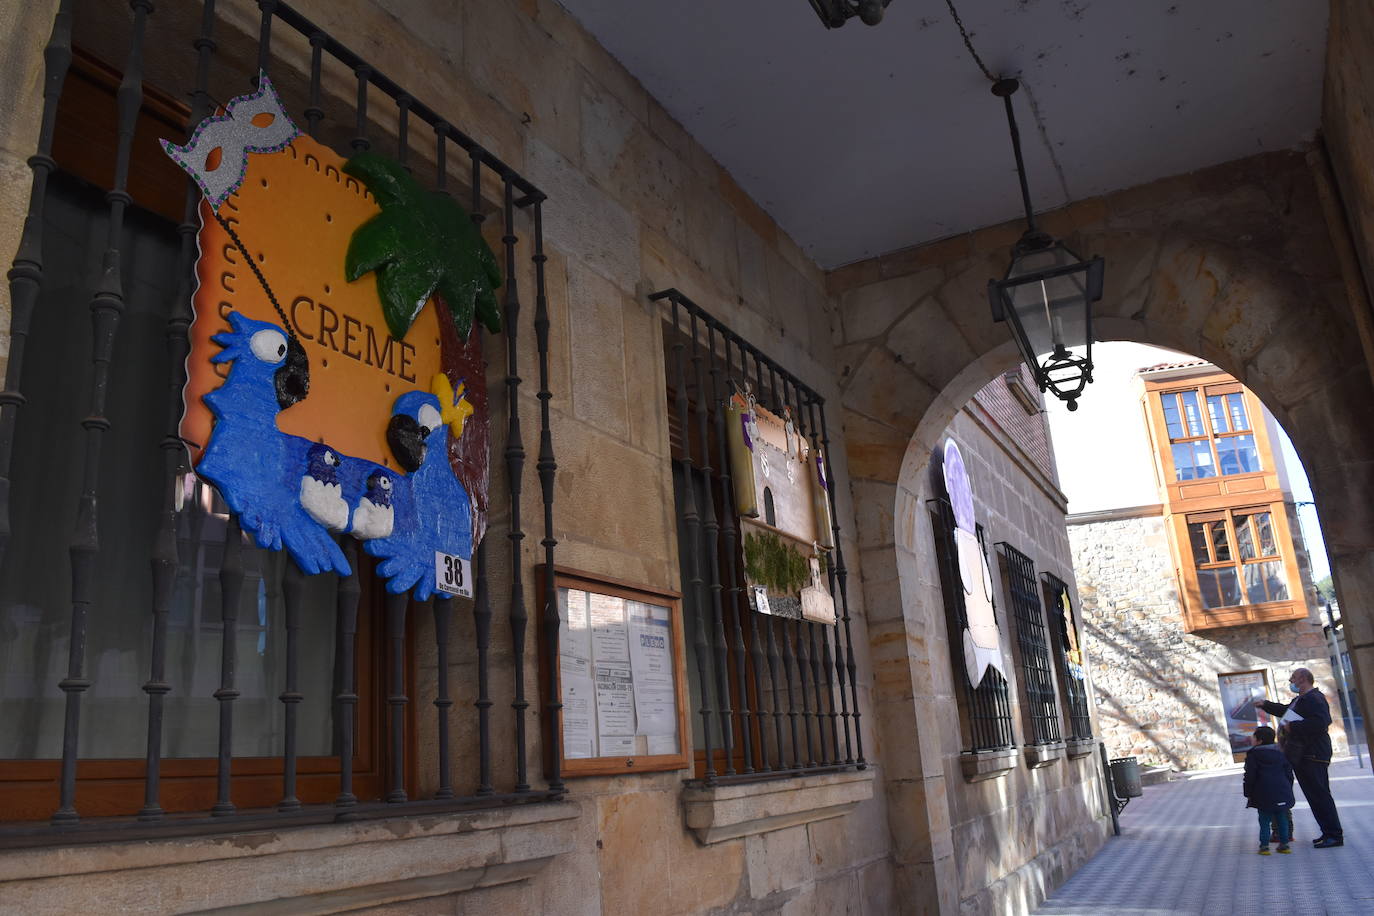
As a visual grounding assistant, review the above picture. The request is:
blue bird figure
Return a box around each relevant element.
[199,311,351,576]
[364,385,474,599]
[349,468,396,541]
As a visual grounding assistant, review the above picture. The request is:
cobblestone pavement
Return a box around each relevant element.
[1036,758,1374,915]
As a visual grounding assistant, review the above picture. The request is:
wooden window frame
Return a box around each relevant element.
[1153,382,1265,484]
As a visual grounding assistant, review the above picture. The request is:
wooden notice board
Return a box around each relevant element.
[539,567,690,777]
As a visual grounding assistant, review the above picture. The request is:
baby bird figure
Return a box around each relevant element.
[200,311,350,576]
[350,469,396,540]
[364,379,474,599]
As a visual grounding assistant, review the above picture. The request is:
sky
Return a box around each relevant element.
[1044,342,1330,583]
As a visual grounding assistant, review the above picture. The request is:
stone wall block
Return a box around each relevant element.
[886,298,980,396]
[745,824,815,899]
[838,269,945,344]
[568,263,630,438]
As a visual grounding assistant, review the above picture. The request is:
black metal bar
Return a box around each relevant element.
[334,538,360,808]
[213,518,244,816]
[691,311,736,775]
[791,395,829,767]
[994,79,1038,235]
[501,176,530,793]
[54,0,152,826]
[531,199,563,792]
[817,404,864,767]
[433,597,454,799]
[304,32,325,136]
[1000,543,1061,745]
[385,591,408,803]
[712,331,753,773]
[396,93,411,168]
[269,2,543,201]
[804,400,840,765]
[469,149,493,797]
[352,64,371,153]
[278,561,305,811]
[778,614,800,768]
[256,0,276,78]
[780,379,817,768]
[434,121,448,192]
[669,298,716,780]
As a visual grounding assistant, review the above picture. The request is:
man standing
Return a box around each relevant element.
[1254,667,1344,848]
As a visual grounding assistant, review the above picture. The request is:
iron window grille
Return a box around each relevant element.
[928,496,1015,753]
[0,0,564,840]
[997,543,1061,746]
[655,288,865,784]
[1042,573,1092,741]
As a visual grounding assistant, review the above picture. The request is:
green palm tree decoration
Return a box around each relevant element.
[343,151,502,341]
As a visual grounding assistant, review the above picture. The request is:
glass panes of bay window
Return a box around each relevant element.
[1217,434,1260,475]
[1234,514,1257,560]
[1244,560,1289,604]
[1207,395,1230,433]
[1207,393,1251,434]
[1199,567,1243,609]
[1162,391,1205,439]
[1255,512,1277,556]
[1209,521,1232,562]
[1188,522,1210,565]
[1172,441,1216,480]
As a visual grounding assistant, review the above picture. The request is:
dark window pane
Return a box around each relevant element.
[1245,560,1288,604]
[1199,567,1242,609]
[1255,512,1277,556]
[1210,521,1231,562]
[1188,522,1211,565]
[1234,514,1256,560]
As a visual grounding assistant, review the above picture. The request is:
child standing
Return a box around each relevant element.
[1244,725,1295,855]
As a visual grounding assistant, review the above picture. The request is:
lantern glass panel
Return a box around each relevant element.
[1004,245,1091,358]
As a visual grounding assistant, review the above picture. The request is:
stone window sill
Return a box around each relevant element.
[0,801,580,915]
[1024,741,1067,768]
[1066,737,1098,758]
[959,748,1019,783]
[681,768,875,845]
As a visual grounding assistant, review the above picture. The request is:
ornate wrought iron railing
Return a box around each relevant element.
[0,0,562,841]
[998,542,1061,746]
[928,496,1016,752]
[1043,572,1093,741]
[653,288,864,784]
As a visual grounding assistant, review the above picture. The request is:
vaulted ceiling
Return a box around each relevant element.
[556,0,1328,268]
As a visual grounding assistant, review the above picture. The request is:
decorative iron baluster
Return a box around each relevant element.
[692,311,735,775]
[764,604,785,768]
[817,404,864,766]
[666,297,716,779]
[256,0,276,76]
[352,64,371,153]
[791,386,828,766]
[780,379,816,768]
[805,400,841,763]
[0,0,72,568]
[304,32,325,137]
[468,148,493,797]
[141,0,218,821]
[385,591,408,802]
[55,0,153,825]
[278,561,305,811]
[433,596,454,799]
[501,176,530,793]
[531,198,563,791]
[776,615,801,768]
[213,517,245,816]
[335,538,360,808]
[711,330,752,773]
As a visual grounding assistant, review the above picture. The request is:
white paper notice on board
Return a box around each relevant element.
[646,734,678,756]
[589,593,630,663]
[628,602,677,737]
[561,674,596,759]
[559,588,593,680]
[594,662,636,738]
[599,735,634,757]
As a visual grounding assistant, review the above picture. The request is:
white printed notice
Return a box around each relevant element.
[628,602,677,738]
[589,593,630,663]
[594,662,636,746]
[559,588,593,680]
[561,674,596,759]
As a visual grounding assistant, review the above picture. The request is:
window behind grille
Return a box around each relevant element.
[998,543,1061,746]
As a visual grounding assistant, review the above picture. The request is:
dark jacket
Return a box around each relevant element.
[1260,689,1334,764]
[1244,743,1295,810]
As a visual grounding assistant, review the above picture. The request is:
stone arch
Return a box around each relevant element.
[833,150,1374,905]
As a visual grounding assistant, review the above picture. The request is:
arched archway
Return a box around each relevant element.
[833,149,1374,906]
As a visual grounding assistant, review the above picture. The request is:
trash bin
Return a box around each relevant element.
[1109,756,1143,798]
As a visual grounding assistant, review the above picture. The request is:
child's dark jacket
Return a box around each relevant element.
[1243,743,1295,810]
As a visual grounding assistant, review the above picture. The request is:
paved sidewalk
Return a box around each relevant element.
[1036,758,1374,915]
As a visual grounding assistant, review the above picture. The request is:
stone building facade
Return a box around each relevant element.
[2,2,1374,915]
[1069,508,1341,771]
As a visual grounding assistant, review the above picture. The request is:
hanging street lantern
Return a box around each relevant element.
[808,0,891,28]
[986,78,1104,411]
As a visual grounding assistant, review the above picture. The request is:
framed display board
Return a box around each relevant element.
[538,566,690,776]
[1217,669,1275,759]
